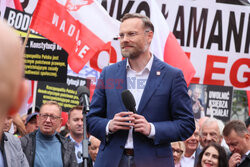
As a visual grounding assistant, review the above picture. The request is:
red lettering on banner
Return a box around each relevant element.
[186,52,200,84]
[230,58,250,88]
[204,55,228,85]
[90,42,117,72]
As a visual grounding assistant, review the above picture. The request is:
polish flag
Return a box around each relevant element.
[30,0,119,73]
[149,0,196,85]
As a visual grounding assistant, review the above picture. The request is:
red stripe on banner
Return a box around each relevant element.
[27,80,34,104]
[164,32,196,86]
[247,91,250,116]
[30,0,106,73]
[14,0,23,11]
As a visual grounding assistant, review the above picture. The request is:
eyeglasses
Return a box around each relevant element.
[172,148,184,155]
[39,114,61,121]
[119,30,151,40]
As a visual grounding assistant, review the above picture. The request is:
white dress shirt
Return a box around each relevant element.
[106,55,155,149]
[180,151,196,167]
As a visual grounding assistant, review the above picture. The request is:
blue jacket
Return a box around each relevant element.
[87,56,195,167]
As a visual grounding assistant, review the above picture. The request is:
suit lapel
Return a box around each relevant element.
[137,57,165,114]
[113,59,127,110]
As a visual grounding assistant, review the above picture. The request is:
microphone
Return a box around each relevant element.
[121,89,136,113]
[77,86,90,112]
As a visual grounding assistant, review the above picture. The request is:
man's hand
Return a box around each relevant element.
[133,114,151,136]
[108,112,134,133]
[229,153,241,167]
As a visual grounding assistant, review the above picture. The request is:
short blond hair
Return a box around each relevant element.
[40,101,62,115]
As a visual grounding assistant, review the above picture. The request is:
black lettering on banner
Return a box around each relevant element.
[173,6,185,46]
[186,7,208,48]
[117,0,135,20]
[245,14,250,53]
[206,10,223,50]
[226,12,245,52]
[136,1,150,17]
[161,4,168,20]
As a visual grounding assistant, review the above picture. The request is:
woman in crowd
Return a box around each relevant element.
[171,141,185,167]
[196,143,228,167]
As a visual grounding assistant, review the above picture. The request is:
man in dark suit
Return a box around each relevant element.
[87,13,195,167]
[223,120,250,167]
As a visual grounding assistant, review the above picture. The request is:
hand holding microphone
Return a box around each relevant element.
[120,90,151,136]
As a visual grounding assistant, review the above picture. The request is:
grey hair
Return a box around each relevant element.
[202,117,224,135]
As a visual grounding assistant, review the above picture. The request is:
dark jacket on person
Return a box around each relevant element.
[238,153,250,167]
[20,130,77,167]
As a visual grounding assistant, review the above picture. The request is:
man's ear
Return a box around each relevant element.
[8,80,28,116]
[66,121,70,130]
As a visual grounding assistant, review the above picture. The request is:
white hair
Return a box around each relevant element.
[202,117,224,135]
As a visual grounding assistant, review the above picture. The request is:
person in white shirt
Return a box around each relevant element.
[181,121,201,167]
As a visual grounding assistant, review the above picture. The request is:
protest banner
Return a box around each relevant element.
[36,75,90,112]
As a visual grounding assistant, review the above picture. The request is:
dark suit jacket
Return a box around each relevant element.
[194,147,202,167]
[239,153,250,167]
[87,56,195,167]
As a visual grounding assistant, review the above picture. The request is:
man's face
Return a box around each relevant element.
[3,116,13,132]
[119,18,151,59]
[224,130,250,156]
[89,137,101,162]
[26,117,38,134]
[67,109,83,136]
[37,104,62,135]
[200,122,222,147]
[185,125,200,153]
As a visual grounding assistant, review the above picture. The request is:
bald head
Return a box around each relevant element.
[0,20,24,114]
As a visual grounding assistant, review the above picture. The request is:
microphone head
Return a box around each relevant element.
[121,90,136,112]
[77,86,90,98]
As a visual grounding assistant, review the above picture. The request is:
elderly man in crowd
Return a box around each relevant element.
[180,121,201,167]
[21,101,77,167]
[200,117,230,156]
[88,135,101,166]
[0,19,29,166]
[223,120,250,167]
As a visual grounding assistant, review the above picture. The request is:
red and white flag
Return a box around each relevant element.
[149,0,196,85]
[30,0,119,73]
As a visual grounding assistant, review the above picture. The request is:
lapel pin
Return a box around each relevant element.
[156,71,161,76]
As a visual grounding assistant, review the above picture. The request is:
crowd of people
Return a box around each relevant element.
[171,117,250,167]
[0,12,249,167]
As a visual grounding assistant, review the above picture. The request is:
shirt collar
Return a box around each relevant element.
[69,135,82,145]
[183,151,196,159]
[126,54,154,73]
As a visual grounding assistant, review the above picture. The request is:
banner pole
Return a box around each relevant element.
[31,81,38,114]
[22,28,31,52]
